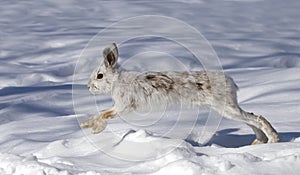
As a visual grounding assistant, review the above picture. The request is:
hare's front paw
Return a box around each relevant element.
[80,115,98,128]
[92,118,107,134]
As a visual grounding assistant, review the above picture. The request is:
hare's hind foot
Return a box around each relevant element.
[221,106,279,145]
[251,136,279,145]
[252,139,266,145]
[247,114,279,144]
[252,135,279,145]
[267,134,280,143]
[256,115,280,143]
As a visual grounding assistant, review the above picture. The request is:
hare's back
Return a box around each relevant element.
[141,71,238,105]
[143,71,213,92]
[113,71,237,111]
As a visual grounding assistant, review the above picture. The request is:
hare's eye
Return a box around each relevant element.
[97,73,103,79]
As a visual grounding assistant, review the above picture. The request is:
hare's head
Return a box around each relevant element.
[88,43,119,94]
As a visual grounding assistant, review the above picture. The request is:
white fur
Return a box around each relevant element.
[81,43,279,144]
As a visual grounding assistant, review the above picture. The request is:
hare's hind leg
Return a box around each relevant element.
[208,73,278,144]
[220,105,279,144]
[241,111,279,143]
[246,124,268,144]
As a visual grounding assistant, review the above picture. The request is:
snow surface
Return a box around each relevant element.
[1,0,300,174]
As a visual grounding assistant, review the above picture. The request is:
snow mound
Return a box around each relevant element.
[0,153,69,175]
[106,129,196,161]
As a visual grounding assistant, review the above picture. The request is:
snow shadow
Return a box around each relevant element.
[204,128,254,148]
[0,84,72,96]
[278,132,300,143]
[197,129,300,148]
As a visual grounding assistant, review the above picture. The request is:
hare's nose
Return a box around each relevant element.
[87,80,92,89]
[87,84,92,90]
[87,83,91,89]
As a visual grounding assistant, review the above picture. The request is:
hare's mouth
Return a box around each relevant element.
[88,85,100,94]
[93,87,101,92]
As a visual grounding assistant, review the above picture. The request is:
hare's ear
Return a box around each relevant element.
[103,43,118,68]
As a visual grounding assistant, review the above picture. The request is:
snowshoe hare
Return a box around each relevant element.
[80,43,279,144]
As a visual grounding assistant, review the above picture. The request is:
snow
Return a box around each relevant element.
[1,0,300,174]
